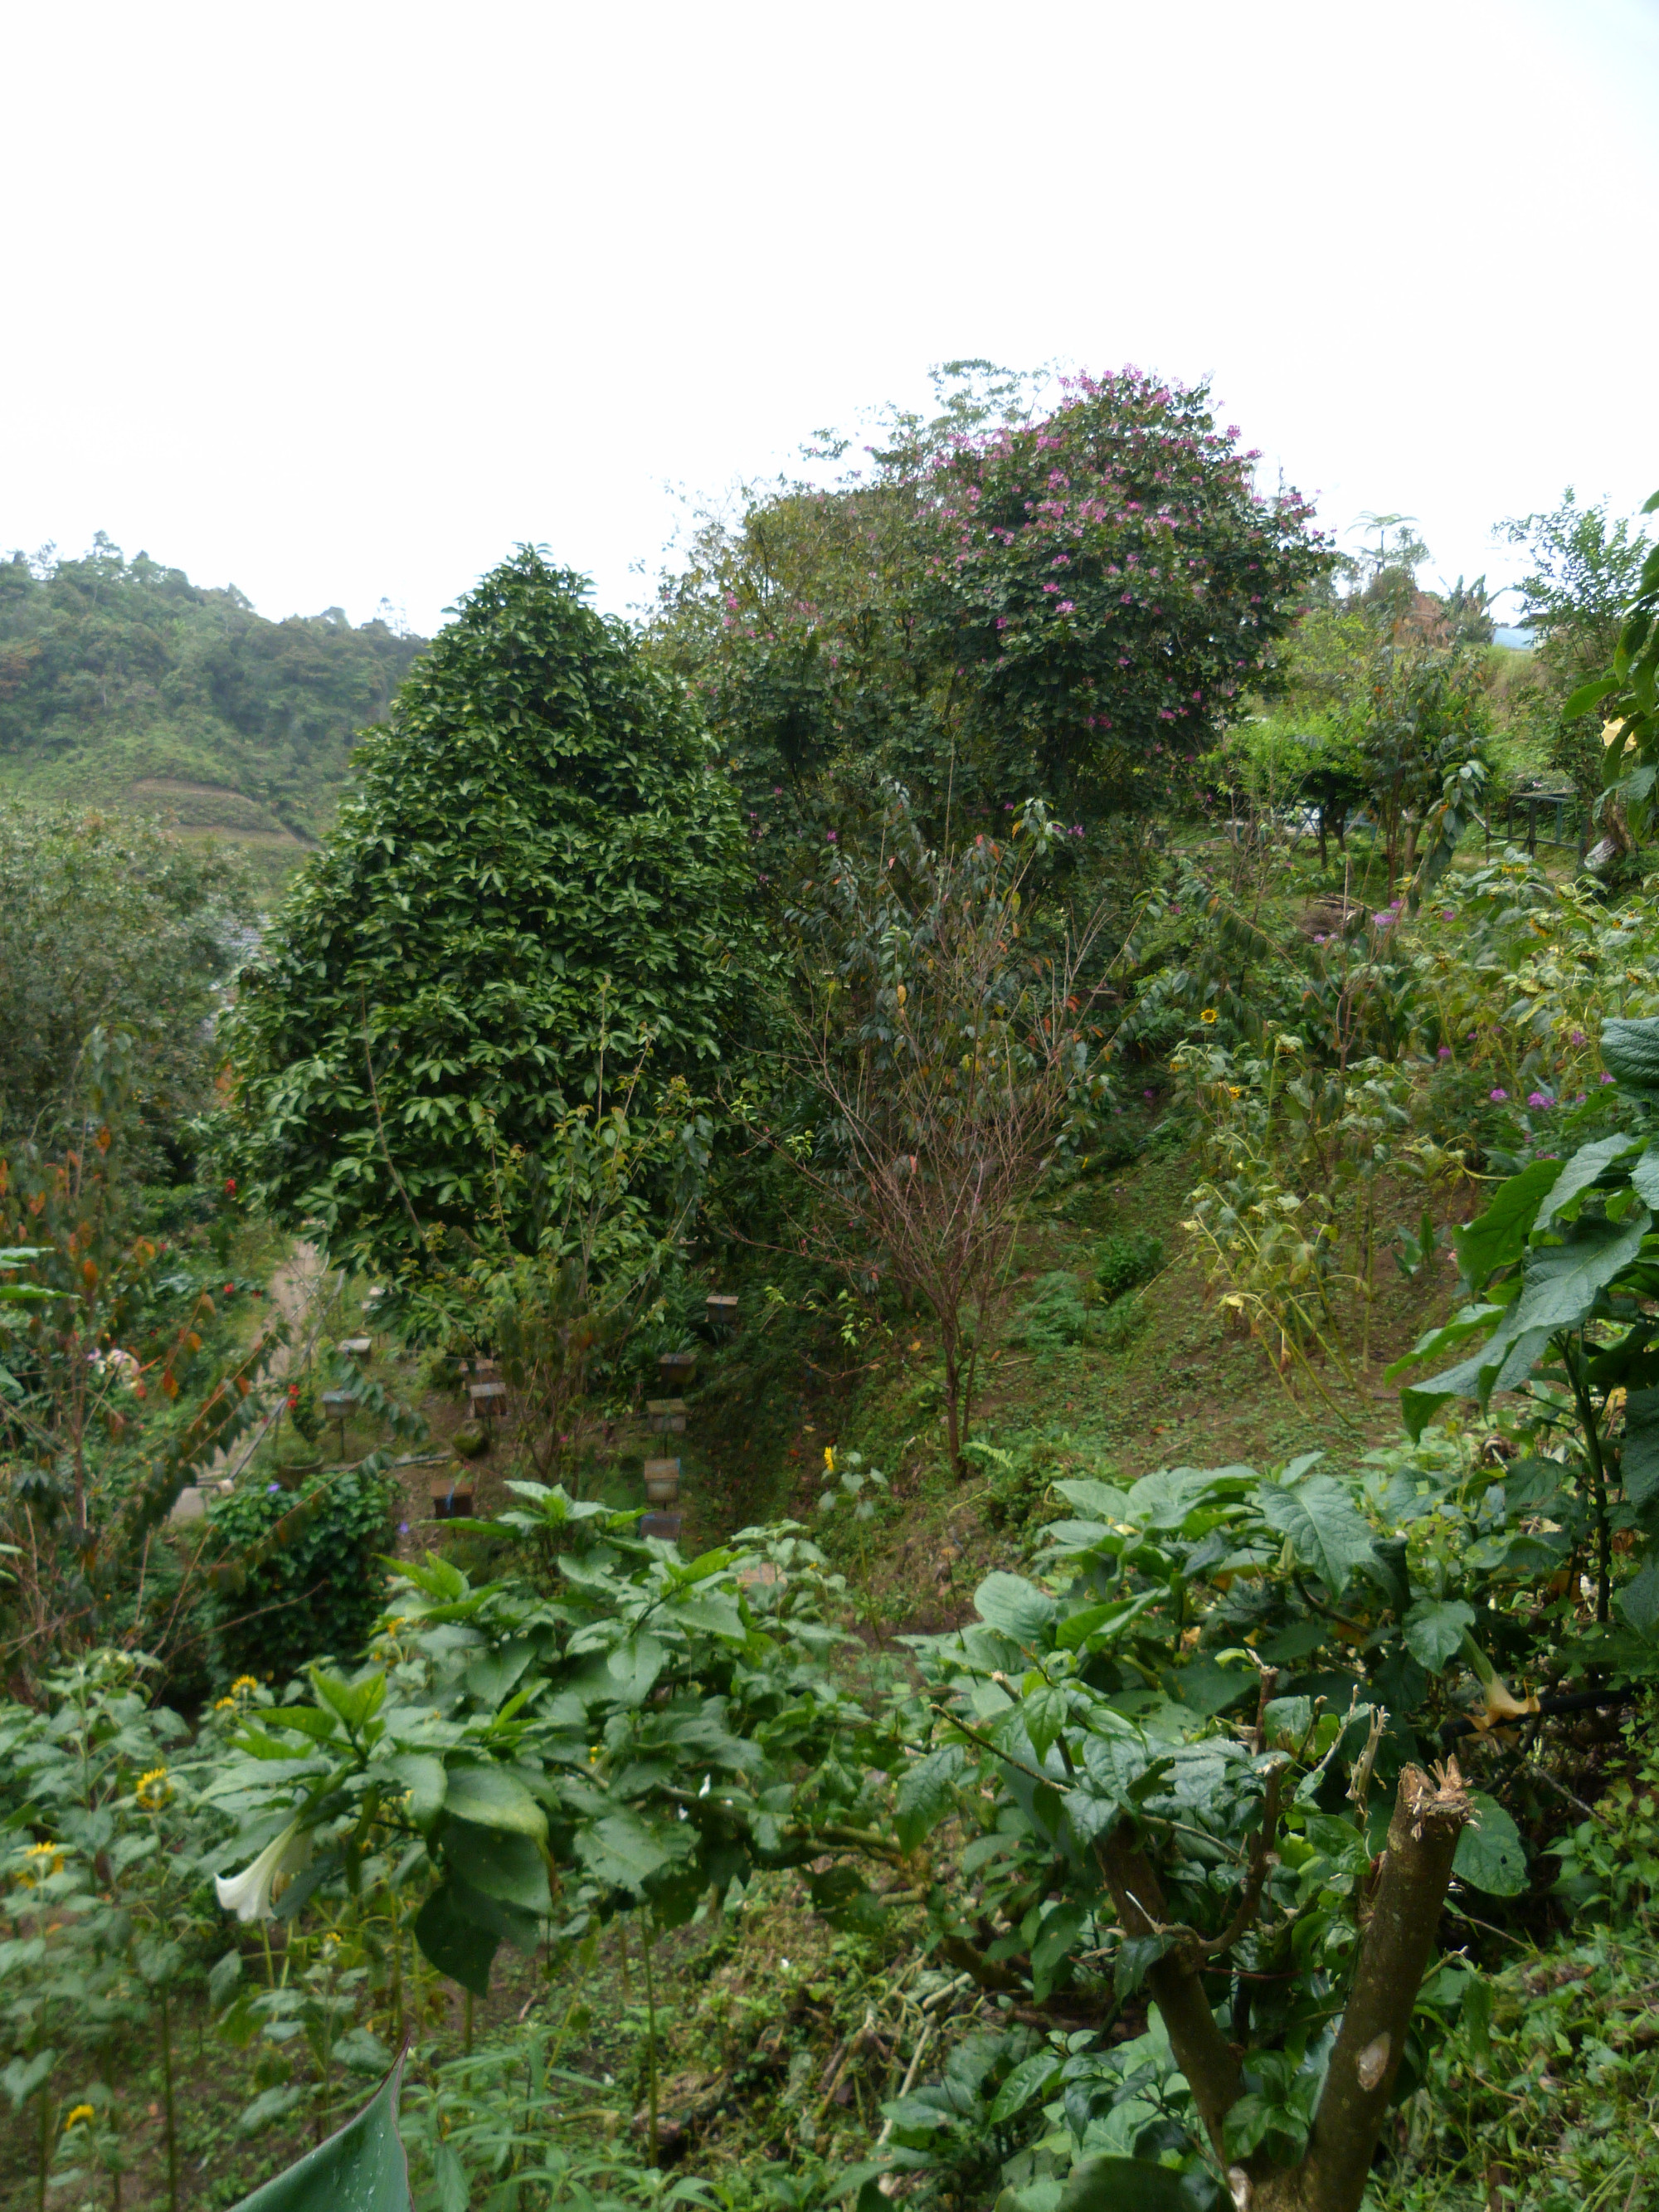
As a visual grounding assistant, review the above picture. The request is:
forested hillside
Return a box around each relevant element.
[3,372,1659,2212]
[0,536,426,888]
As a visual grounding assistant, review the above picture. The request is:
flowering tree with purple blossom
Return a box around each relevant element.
[912,369,1331,818]
[651,363,1330,850]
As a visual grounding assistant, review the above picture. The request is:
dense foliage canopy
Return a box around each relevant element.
[0,802,247,1162]
[652,366,1329,845]
[224,549,765,1273]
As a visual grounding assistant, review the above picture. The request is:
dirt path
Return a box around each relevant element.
[173,1241,327,1513]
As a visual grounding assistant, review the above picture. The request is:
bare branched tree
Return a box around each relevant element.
[770,798,1118,1471]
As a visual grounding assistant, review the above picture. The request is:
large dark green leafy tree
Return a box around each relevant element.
[0,803,248,1161]
[223,551,763,1272]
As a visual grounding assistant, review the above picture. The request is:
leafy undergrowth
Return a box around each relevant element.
[26,1094,1659,2208]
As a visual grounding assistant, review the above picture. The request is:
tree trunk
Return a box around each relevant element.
[941,1327,963,1473]
[1100,1763,1473,2212]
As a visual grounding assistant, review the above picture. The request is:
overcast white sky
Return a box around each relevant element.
[6,0,1657,637]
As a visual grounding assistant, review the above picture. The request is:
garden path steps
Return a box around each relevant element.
[170,1241,325,1518]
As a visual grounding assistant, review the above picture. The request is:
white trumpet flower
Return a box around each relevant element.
[213,1820,312,1922]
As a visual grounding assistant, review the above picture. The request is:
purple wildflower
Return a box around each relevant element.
[1438,1045,1452,1060]
[1601,1072,1615,1085]
[1527,1092,1551,1108]
[1490,1088,1509,1103]
[1570,1028,1586,1045]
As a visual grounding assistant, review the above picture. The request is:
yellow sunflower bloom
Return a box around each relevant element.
[1200,1009,1219,1025]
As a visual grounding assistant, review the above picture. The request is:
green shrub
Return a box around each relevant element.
[1008,1271,1095,1352]
[1095,1289,1151,1350]
[1093,1228,1162,1299]
[199,1466,397,1688]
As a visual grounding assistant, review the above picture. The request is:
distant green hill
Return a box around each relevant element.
[0,535,428,893]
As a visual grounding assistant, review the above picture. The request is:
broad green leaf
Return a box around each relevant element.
[309,1668,386,1732]
[382,1753,446,1826]
[1022,1683,1068,1761]
[1403,1211,1647,1439]
[606,1631,667,1706]
[442,1818,551,1914]
[1258,1473,1378,1600]
[260,1705,346,1743]
[1622,1386,1659,1512]
[440,1763,547,1841]
[895,1746,964,1854]
[226,2049,411,2210]
[1506,1211,1652,1337]
[332,2025,395,2074]
[1125,1464,1247,1530]
[1385,1303,1506,1383]
[1404,1599,1476,1673]
[1053,1478,1131,1520]
[1058,2157,1191,2212]
[460,1640,536,1708]
[208,1948,243,2015]
[1453,1794,1526,1896]
[1261,1695,1314,1752]
[1055,1590,1161,1651]
[1162,1655,1255,1718]
[1452,1157,1564,1289]
[575,1809,674,1893]
[431,2142,468,2212]
[238,2086,310,2138]
[1029,1899,1087,1999]
[1602,1016,1659,1095]
[1399,1323,1550,1441]
[987,2050,1063,2126]
[975,1572,1057,1649]
[664,1590,746,1640]
[1618,1554,1659,1635]
[1532,1135,1640,1233]
[1564,674,1620,719]
[2,2049,56,2106]
[413,1881,499,1996]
